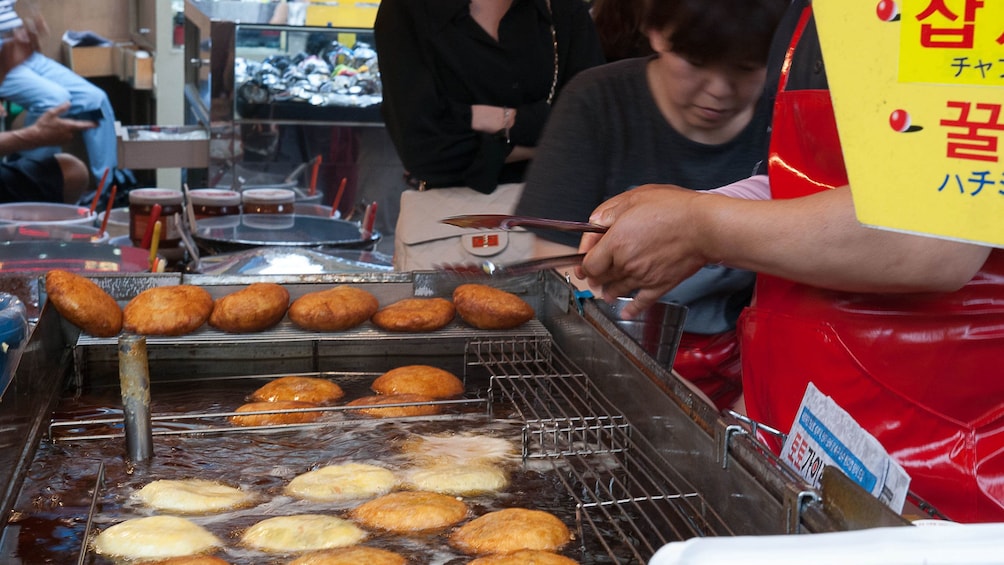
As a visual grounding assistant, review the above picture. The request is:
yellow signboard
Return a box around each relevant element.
[814,0,1004,247]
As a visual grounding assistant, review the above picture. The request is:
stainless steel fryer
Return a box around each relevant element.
[0,270,909,564]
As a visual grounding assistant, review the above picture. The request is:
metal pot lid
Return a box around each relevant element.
[193,214,379,248]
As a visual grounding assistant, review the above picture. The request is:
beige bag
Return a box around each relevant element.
[393,182,534,271]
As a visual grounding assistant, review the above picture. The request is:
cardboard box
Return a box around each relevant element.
[62,39,117,77]
[114,44,154,90]
[116,122,209,170]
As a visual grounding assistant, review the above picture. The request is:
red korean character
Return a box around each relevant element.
[916,0,984,48]
[940,101,1004,162]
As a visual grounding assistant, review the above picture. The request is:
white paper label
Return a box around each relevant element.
[781,382,911,513]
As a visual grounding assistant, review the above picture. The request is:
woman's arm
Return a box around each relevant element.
[375,0,481,180]
[579,184,991,318]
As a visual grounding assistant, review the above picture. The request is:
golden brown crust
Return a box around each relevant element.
[371,297,455,332]
[450,508,571,555]
[45,269,122,337]
[250,376,345,404]
[468,550,579,565]
[371,365,464,399]
[452,284,534,330]
[123,285,214,336]
[288,547,406,565]
[288,286,379,332]
[350,491,468,533]
[143,556,231,565]
[208,282,289,333]
[228,400,323,427]
[347,394,440,418]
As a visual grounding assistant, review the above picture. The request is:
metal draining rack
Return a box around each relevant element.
[468,336,735,562]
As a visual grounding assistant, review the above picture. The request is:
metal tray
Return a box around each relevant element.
[193,214,380,254]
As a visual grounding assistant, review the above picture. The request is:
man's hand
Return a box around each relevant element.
[577,185,711,319]
[10,102,96,149]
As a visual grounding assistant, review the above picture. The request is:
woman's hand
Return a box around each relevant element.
[471,104,516,134]
[577,185,710,318]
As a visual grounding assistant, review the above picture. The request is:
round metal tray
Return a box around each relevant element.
[193,214,380,255]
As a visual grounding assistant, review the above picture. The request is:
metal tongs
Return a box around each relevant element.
[437,214,601,277]
[438,253,585,277]
[440,214,608,233]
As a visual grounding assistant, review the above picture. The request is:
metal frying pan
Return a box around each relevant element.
[192,214,380,255]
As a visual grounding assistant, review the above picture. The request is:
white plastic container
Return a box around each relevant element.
[0,202,96,226]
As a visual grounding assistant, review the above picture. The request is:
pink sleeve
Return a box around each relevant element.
[704,174,771,200]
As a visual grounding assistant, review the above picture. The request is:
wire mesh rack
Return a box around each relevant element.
[468,336,735,562]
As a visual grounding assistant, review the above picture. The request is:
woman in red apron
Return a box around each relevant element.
[742,1,1004,524]
[579,0,1004,523]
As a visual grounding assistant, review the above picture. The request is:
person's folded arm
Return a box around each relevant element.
[375,0,484,181]
[579,183,991,318]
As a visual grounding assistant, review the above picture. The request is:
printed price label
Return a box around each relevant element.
[781,383,911,513]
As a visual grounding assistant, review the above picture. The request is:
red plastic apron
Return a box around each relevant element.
[739,6,1004,523]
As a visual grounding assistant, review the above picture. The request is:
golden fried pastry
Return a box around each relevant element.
[145,556,231,565]
[347,394,440,418]
[371,297,455,332]
[452,284,534,330]
[229,400,323,427]
[405,464,508,495]
[209,282,289,333]
[92,516,221,561]
[350,491,468,533]
[240,514,366,553]
[285,462,398,502]
[123,285,214,336]
[44,269,122,337]
[468,550,579,565]
[288,546,406,565]
[133,479,256,514]
[401,433,517,466]
[371,365,464,399]
[450,508,571,555]
[288,286,378,332]
[251,376,345,405]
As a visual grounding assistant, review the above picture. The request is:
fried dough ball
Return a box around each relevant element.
[251,376,345,405]
[371,365,464,399]
[468,550,579,565]
[123,285,214,336]
[287,546,407,565]
[452,284,534,330]
[350,491,468,533]
[401,434,517,466]
[285,462,398,502]
[371,297,455,332]
[44,269,122,337]
[288,286,378,332]
[133,479,256,514]
[145,556,231,565]
[346,394,440,418]
[404,464,508,495]
[229,400,323,426]
[240,514,366,553]
[450,508,572,555]
[92,516,221,561]
[209,282,289,333]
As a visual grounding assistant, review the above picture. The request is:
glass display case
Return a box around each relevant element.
[183,0,392,215]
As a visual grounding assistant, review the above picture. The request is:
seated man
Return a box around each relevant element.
[0,0,123,185]
[0,19,93,203]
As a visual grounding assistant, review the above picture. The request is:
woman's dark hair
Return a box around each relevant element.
[645,0,788,66]
[591,0,654,62]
